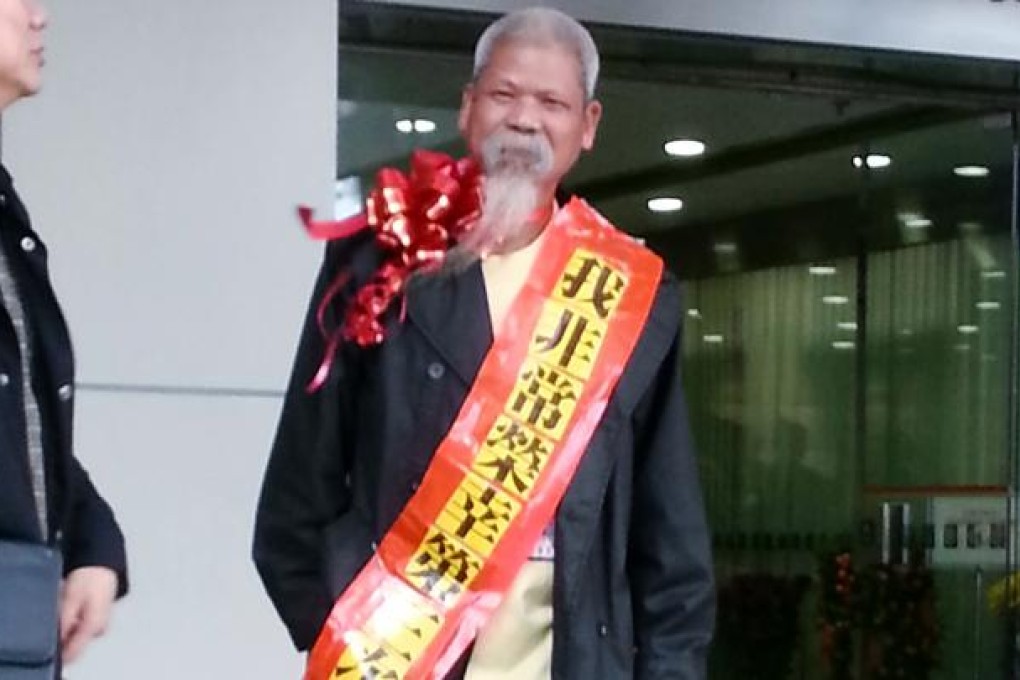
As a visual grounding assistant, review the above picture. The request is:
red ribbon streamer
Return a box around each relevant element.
[297,150,482,392]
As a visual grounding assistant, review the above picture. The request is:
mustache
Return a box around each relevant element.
[480,131,553,176]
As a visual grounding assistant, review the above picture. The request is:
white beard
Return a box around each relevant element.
[454,173,540,259]
[443,130,553,272]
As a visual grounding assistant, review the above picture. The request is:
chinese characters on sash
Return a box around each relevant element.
[326,250,627,680]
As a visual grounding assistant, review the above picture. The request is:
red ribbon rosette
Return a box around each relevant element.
[297,150,482,392]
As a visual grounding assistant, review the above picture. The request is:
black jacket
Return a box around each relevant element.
[254,229,714,678]
[0,164,127,590]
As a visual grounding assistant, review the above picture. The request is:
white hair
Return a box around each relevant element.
[473,7,600,100]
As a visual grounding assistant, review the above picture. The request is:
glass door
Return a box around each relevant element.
[852,114,1017,679]
[334,5,1020,674]
[677,111,1018,679]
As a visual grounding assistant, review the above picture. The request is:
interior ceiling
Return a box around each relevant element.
[336,1,1020,279]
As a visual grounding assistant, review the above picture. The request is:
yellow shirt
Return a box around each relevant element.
[464,562,554,680]
[466,228,555,679]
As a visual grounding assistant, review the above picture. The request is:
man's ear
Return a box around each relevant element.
[580,99,603,151]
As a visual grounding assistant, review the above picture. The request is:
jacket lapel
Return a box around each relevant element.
[405,263,493,385]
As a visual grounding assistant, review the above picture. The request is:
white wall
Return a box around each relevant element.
[2,1,337,677]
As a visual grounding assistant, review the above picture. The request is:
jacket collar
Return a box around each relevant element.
[0,165,32,232]
[404,263,493,385]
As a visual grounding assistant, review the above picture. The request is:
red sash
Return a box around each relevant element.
[306,198,663,680]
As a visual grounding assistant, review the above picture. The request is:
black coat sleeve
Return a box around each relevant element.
[629,296,715,679]
[252,237,369,650]
[62,457,129,597]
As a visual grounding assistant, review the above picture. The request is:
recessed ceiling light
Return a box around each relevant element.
[953,165,990,178]
[958,324,979,334]
[713,242,738,255]
[647,197,683,213]
[981,270,1007,280]
[809,265,837,276]
[823,295,850,305]
[413,119,437,133]
[958,221,982,234]
[687,308,701,318]
[900,328,913,337]
[852,153,892,169]
[395,119,414,134]
[832,341,855,350]
[703,334,724,344]
[955,343,972,352]
[976,301,1001,311]
[837,321,858,331]
[664,139,706,157]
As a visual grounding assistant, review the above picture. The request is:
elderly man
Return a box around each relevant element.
[254,7,714,679]
[0,1,127,677]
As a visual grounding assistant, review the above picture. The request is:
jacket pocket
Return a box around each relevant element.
[320,511,374,600]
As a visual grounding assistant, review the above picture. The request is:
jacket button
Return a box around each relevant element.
[20,236,36,252]
[58,384,73,401]
[427,362,445,380]
[597,623,609,637]
[0,373,9,387]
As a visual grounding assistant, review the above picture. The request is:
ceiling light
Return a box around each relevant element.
[869,155,892,169]
[713,242,738,255]
[837,321,858,331]
[958,324,979,334]
[703,334,724,344]
[664,139,706,157]
[958,221,982,234]
[852,153,892,169]
[955,343,972,352]
[900,329,913,337]
[953,165,990,178]
[809,265,837,276]
[976,301,1001,311]
[898,212,933,229]
[647,197,683,213]
[981,270,1007,280]
[823,295,850,305]
[395,119,414,134]
[413,119,437,133]
[832,341,855,350]
[687,308,701,319]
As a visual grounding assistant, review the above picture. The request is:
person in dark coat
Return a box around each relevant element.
[254,7,714,679]
[0,0,127,670]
